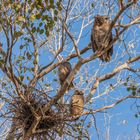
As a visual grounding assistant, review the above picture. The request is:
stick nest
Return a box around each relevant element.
[7,93,70,139]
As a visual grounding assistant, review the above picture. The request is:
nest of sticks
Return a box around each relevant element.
[7,92,70,139]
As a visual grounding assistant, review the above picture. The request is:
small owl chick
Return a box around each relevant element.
[91,15,113,62]
[58,62,74,91]
[70,90,84,119]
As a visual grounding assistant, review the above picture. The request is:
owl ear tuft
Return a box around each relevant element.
[94,14,99,19]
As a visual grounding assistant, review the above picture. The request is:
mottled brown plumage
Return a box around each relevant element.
[91,15,113,62]
[58,62,74,91]
[128,0,138,3]
[70,90,84,118]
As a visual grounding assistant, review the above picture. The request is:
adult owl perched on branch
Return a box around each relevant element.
[58,62,74,91]
[70,90,84,118]
[91,15,113,62]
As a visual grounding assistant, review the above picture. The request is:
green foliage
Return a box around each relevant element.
[91,3,94,8]
[124,77,140,96]
[0,0,62,37]
[0,0,62,84]
[124,77,140,119]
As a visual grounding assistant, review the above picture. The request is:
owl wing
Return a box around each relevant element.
[58,66,64,84]
[91,27,107,53]
[91,28,99,53]
[108,32,113,56]
[58,63,74,91]
[58,64,71,84]
[103,31,113,62]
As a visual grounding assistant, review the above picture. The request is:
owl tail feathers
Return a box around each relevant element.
[100,54,111,62]
[63,82,74,93]
[67,82,74,91]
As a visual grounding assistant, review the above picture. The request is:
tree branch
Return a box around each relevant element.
[84,95,140,115]
[43,60,83,113]
[86,55,140,102]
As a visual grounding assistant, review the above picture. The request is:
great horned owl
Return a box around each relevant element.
[70,90,84,118]
[91,15,113,62]
[58,62,74,91]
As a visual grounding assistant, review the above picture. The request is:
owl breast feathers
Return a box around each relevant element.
[70,90,84,117]
[91,15,113,62]
[58,62,74,91]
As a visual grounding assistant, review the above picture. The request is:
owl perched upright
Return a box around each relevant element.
[58,62,74,91]
[70,90,84,118]
[91,15,113,62]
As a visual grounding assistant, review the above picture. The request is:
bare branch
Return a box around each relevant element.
[43,60,83,113]
[63,20,82,59]
[86,55,140,102]
[84,95,140,115]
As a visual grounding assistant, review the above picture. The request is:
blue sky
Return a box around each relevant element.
[62,1,140,139]
[0,1,140,140]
